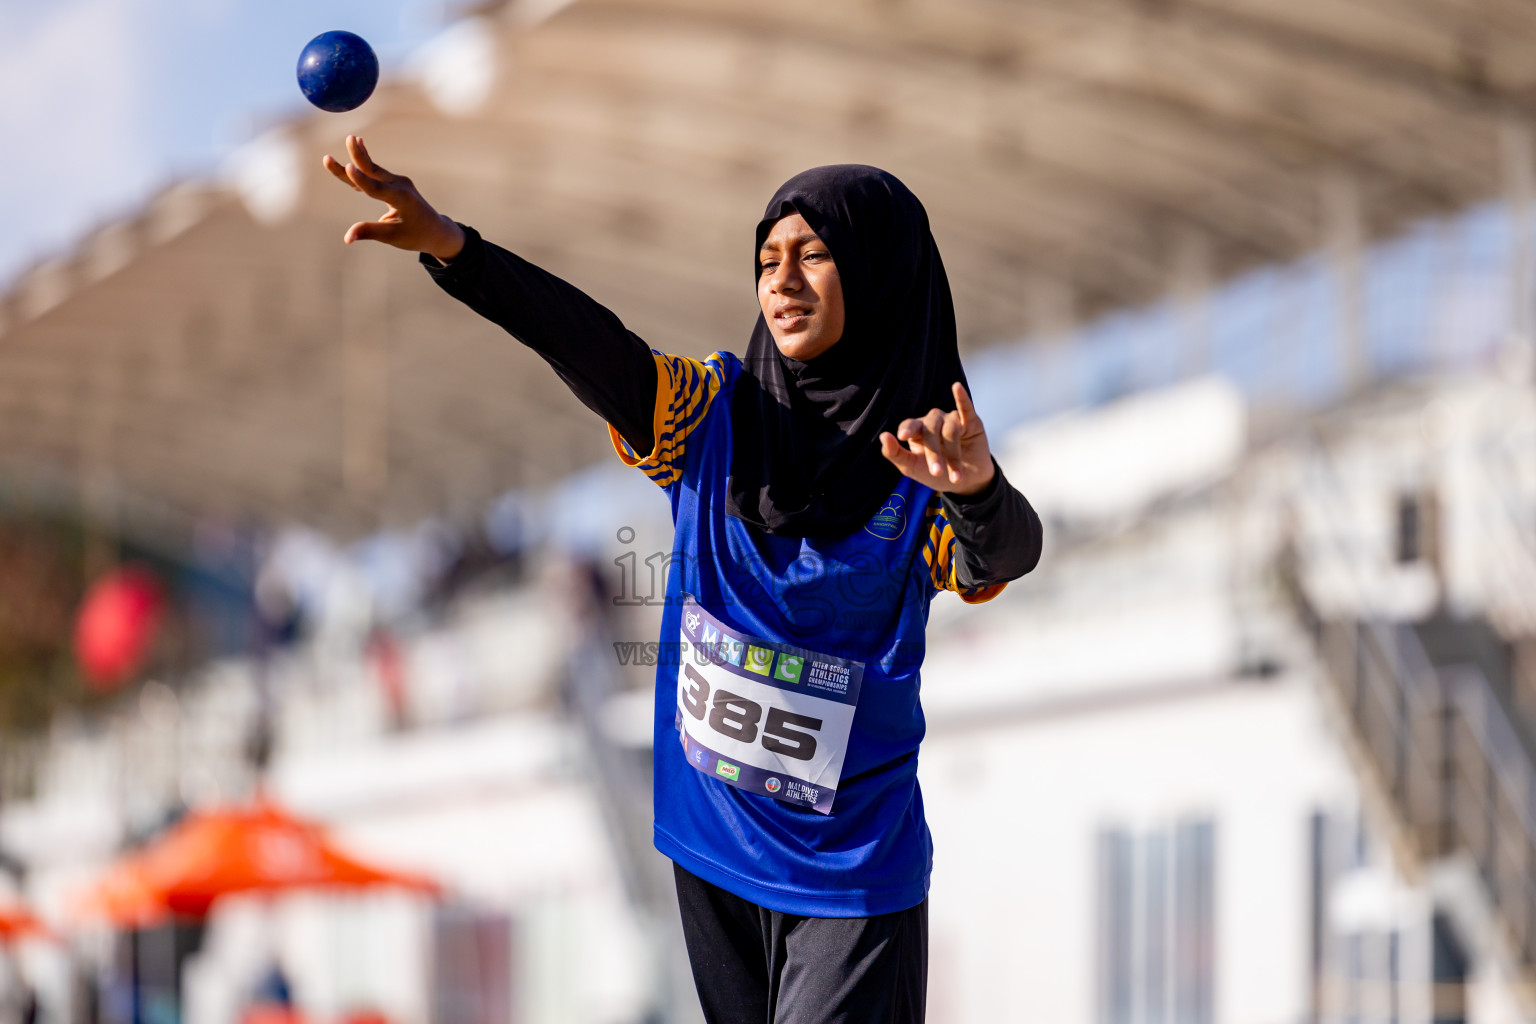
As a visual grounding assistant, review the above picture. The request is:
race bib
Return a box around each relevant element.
[675,596,865,814]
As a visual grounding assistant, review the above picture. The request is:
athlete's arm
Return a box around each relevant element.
[940,463,1042,587]
[420,227,658,456]
[322,136,659,455]
[880,382,1042,587]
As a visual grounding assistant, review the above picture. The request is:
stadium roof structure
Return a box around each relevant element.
[4,0,1536,537]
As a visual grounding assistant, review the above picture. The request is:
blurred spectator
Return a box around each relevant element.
[240,964,304,1024]
[365,628,409,731]
[253,571,302,652]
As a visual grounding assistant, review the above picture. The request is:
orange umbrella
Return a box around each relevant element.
[77,800,438,923]
[71,855,169,927]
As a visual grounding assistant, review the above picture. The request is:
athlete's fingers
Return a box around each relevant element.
[344,219,403,245]
[894,416,932,446]
[939,410,962,442]
[348,135,397,183]
[895,414,948,479]
[952,381,978,430]
[891,420,939,477]
[322,154,361,192]
[343,162,393,201]
[913,441,946,481]
[879,432,929,478]
[920,409,948,478]
[939,411,965,483]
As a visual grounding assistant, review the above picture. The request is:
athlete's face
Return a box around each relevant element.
[758,213,845,361]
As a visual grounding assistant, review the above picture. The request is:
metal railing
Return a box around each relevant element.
[1285,549,1536,982]
[1280,427,1536,984]
[1303,612,1453,861]
[1445,665,1536,968]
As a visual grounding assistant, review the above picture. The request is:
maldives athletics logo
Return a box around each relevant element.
[865,492,907,540]
[765,777,783,794]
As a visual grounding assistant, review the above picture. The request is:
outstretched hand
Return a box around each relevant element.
[879,382,996,496]
[322,135,465,262]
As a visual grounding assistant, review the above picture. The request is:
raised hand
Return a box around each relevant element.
[879,382,996,496]
[322,135,465,262]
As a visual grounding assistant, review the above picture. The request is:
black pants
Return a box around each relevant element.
[673,863,927,1024]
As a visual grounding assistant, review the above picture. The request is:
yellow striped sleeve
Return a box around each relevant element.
[607,352,725,489]
[921,501,1006,604]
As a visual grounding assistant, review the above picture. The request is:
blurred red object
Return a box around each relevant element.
[75,798,439,923]
[240,1007,310,1024]
[365,630,408,729]
[74,565,164,691]
[70,855,168,927]
[336,1011,391,1024]
[0,903,50,942]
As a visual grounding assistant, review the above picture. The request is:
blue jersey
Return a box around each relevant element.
[611,351,1004,917]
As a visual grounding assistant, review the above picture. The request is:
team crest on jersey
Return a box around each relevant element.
[864,492,907,540]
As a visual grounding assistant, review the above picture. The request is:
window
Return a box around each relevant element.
[1395,493,1422,565]
[1395,489,1439,567]
[1097,818,1216,1024]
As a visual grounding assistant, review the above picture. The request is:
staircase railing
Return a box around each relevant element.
[1287,567,1536,988]
[1283,436,1536,985]
[1293,603,1453,861]
[1444,665,1536,968]
[1285,433,1454,860]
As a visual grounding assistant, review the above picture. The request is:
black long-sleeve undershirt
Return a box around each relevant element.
[941,460,1043,587]
[422,224,1042,587]
[422,225,659,455]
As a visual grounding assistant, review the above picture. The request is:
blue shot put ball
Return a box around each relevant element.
[297,31,380,113]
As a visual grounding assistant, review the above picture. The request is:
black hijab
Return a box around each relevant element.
[725,165,966,538]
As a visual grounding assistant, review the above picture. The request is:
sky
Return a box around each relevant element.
[0,0,449,286]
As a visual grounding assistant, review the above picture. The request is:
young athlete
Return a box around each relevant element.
[324,136,1042,1023]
